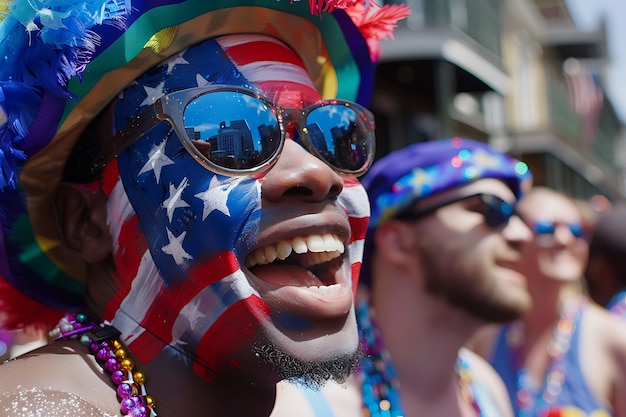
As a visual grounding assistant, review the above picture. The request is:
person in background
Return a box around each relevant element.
[272,137,535,417]
[585,204,626,318]
[470,187,626,417]
[0,0,410,416]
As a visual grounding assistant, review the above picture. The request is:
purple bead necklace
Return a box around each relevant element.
[49,313,157,417]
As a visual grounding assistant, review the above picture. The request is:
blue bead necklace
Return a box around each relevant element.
[356,300,404,417]
[356,300,496,417]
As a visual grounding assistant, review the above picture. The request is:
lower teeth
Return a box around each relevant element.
[307,284,341,295]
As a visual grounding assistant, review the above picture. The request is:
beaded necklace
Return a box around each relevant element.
[456,354,501,417]
[356,300,403,417]
[508,296,585,417]
[356,300,497,417]
[49,313,157,417]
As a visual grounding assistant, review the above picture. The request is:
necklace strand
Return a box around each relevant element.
[50,313,157,417]
[357,301,494,417]
[357,300,404,417]
[510,296,584,416]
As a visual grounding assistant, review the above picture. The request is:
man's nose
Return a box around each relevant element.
[260,139,344,202]
[553,224,578,244]
[504,215,534,243]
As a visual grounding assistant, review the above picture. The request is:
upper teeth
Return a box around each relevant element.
[245,233,345,268]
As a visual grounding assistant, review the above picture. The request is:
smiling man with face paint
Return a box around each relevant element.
[0,1,410,416]
[95,34,368,384]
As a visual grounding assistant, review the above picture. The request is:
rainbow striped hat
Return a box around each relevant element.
[0,0,410,328]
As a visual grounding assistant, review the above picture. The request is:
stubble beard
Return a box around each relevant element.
[251,341,362,390]
[425,269,529,323]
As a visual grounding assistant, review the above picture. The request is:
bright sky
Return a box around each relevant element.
[566,0,626,123]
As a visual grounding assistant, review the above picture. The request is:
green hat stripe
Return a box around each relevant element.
[63,0,360,125]
[10,215,84,295]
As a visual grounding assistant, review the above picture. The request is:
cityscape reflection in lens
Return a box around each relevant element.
[184,92,280,169]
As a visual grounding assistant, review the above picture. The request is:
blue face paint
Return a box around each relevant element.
[115,38,263,284]
[117,124,262,282]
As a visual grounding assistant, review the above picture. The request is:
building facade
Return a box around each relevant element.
[373,0,626,201]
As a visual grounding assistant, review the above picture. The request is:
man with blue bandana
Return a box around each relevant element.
[0,0,409,416]
[273,137,535,417]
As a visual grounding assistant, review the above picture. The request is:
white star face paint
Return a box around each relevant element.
[137,139,173,183]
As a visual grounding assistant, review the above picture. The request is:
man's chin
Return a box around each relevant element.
[252,340,362,390]
[244,304,361,387]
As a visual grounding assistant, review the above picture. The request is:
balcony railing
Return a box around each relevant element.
[545,66,622,172]
[545,66,582,142]
[390,0,502,58]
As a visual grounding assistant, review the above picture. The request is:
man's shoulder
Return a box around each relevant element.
[584,302,626,343]
[458,347,498,381]
[0,387,116,417]
[0,341,119,417]
[459,347,515,417]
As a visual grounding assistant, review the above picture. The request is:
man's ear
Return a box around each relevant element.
[54,183,112,263]
[374,221,417,267]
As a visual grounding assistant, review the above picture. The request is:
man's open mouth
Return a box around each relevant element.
[244,233,345,294]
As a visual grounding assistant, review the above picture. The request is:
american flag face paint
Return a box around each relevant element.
[102,35,370,381]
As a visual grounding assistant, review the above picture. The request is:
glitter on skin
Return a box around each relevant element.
[0,388,116,417]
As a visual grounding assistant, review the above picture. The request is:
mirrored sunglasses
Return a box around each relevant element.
[396,193,516,228]
[91,85,375,176]
[532,220,585,238]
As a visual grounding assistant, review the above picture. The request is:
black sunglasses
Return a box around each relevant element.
[396,193,517,228]
[90,85,375,177]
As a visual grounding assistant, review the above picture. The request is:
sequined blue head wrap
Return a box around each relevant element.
[359,137,532,286]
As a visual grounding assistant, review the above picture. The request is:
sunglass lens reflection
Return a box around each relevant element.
[305,105,371,172]
[184,91,282,170]
[534,221,584,238]
[534,222,555,235]
[482,195,514,228]
[568,224,584,238]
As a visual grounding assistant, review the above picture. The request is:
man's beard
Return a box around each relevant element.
[440,284,527,323]
[252,342,362,390]
[424,265,529,323]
